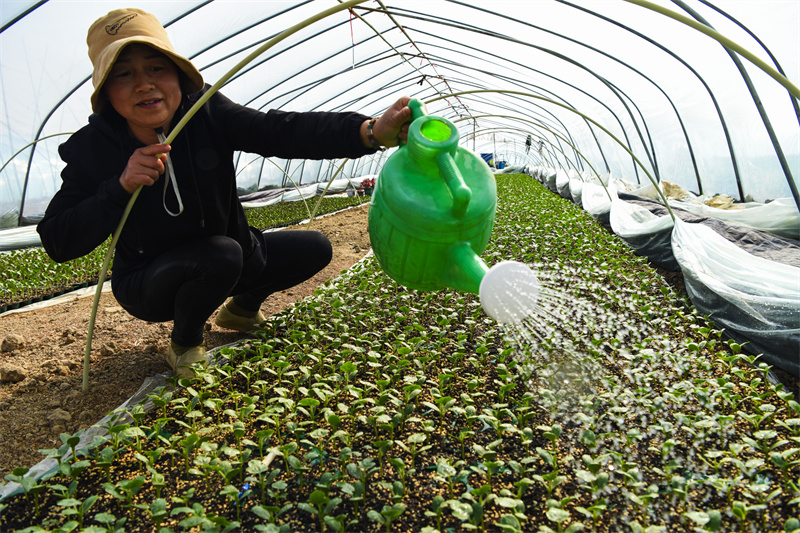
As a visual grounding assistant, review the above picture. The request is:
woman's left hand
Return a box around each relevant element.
[363,96,413,149]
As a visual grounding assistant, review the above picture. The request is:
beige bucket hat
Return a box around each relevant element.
[87,8,204,113]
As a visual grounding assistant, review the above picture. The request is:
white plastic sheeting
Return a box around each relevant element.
[609,196,677,270]
[0,226,41,251]
[672,218,800,376]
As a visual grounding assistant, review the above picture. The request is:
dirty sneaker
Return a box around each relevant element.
[214,301,266,333]
[165,343,208,379]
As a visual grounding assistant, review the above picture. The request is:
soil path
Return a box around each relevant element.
[0,204,371,477]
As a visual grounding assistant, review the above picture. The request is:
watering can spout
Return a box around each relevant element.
[444,241,490,294]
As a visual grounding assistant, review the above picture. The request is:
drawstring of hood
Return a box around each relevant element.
[155,127,184,217]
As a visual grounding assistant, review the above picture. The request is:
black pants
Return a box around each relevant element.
[112,230,332,346]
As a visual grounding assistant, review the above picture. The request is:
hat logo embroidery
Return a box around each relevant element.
[105,13,137,36]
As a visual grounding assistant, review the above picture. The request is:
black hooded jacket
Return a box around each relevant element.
[37,86,374,280]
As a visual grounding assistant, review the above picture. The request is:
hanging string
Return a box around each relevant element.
[349,8,356,69]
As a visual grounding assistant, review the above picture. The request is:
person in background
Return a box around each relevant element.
[37,8,411,379]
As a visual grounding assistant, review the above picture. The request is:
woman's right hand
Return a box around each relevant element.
[119,144,171,194]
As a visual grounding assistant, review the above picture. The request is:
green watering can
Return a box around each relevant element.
[368,99,539,323]
[368,99,495,294]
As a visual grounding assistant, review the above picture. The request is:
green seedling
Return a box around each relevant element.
[533,469,567,498]
[463,484,495,530]
[324,512,359,533]
[149,469,166,500]
[103,477,145,512]
[346,457,379,498]
[57,494,98,529]
[495,513,525,533]
[268,479,289,505]
[368,503,406,533]
[540,506,584,533]
[683,509,722,532]
[458,429,476,460]
[246,460,279,504]
[4,467,47,516]
[402,432,431,466]
[143,498,168,529]
[575,469,609,497]
[424,495,447,532]
[373,439,393,476]
[171,501,237,531]
[339,480,365,514]
[92,511,127,532]
[576,499,608,531]
[434,456,459,496]
[743,429,789,456]
[298,489,342,533]
[771,448,800,484]
[220,483,252,522]
[388,456,414,488]
[251,505,292,533]
[423,395,456,423]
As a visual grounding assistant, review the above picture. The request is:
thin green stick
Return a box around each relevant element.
[83,0,368,392]
[0,133,74,175]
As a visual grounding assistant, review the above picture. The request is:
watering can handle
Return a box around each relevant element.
[409,98,426,121]
[398,99,427,148]
[437,152,471,219]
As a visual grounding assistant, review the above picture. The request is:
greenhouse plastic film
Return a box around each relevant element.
[618,192,800,267]
[628,181,663,201]
[671,218,800,376]
[610,197,678,271]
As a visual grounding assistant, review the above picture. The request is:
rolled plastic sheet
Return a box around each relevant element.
[0,226,41,251]
[544,170,558,193]
[672,196,800,240]
[239,177,368,209]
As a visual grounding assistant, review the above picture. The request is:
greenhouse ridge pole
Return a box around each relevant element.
[0,0,47,33]
[81,0,370,392]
